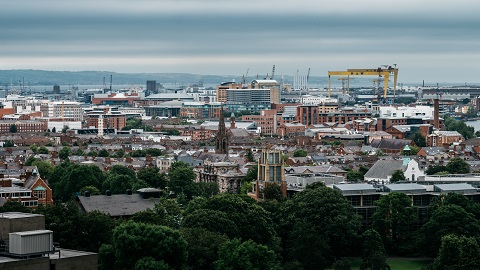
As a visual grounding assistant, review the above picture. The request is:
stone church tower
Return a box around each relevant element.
[215,107,228,155]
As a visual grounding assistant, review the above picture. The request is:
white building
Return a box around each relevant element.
[379,105,434,118]
[300,95,338,105]
[48,101,83,121]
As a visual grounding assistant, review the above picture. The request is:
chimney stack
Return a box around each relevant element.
[434,98,439,129]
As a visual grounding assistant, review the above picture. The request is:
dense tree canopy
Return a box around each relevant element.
[50,162,106,201]
[446,157,470,174]
[433,234,480,270]
[137,167,167,189]
[372,192,417,254]
[58,146,71,160]
[280,185,360,269]
[185,194,279,250]
[168,161,197,199]
[215,239,281,270]
[421,205,480,256]
[444,116,475,139]
[108,221,187,270]
[360,229,390,270]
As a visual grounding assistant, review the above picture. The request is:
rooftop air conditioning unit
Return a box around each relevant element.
[9,230,53,255]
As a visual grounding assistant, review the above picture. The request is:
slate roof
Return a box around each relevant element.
[78,194,159,217]
[434,183,477,194]
[364,160,405,180]
[420,147,447,156]
[370,138,413,150]
[384,183,426,193]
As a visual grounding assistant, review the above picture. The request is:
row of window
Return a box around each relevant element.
[21,201,38,207]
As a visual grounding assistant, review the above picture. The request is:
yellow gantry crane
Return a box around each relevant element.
[327,65,399,98]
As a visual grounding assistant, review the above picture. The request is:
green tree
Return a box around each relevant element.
[168,162,196,198]
[263,183,284,201]
[3,140,15,147]
[433,234,480,270]
[245,149,255,162]
[38,146,49,154]
[30,144,38,153]
[426,165,448,175]
[421,205,480,256]
[137,167,167,189]
[410,132,426,147]
[109,221,187,270]
[446,157,470,174]
[35,202,115,252]
[9,124,17,133]
[293,149,308,157]
[360,229,390,270]
[31,160,54,180]
[181,228,229,270]
[62,125,69,133]
[134,257,172,270]
[80,185,102,195]
[242,165,258,183]
[214,239,281,270]
[52,127,57,133]
[145,148,163,156]
[185,194,278,249]
[195,182,220,197]
[390,170,406,183]
[281,185,360,269]
[372,192,417,254]
[98,149,110,157]
[332,259,352,270]
[52,163,106,201]
[346,169,364,182]
[114,148,125,158]
[73,148,85,156]
[108,165,136,179]
[182,209,240,239]
[58,146,71,160]
[103,174,136,194]
[429,192,480,219]
[444,116,475,139]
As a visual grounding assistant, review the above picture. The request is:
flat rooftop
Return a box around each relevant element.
[0,212,43,219]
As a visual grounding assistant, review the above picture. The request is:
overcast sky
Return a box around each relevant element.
[1,0,479,83]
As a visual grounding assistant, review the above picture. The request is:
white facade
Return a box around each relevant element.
[379,105,434,118]
[300,95,338,105]
[48,101,83,121]
[403,159,425,181]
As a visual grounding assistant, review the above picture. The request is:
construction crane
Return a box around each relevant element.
[242,68,250,85]
[271,65,275,80]
[338,77,350,94]
[327,66,398,98]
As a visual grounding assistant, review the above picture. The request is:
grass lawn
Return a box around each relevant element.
[350,257,432,270]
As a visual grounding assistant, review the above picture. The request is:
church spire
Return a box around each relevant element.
[215,105,229,155]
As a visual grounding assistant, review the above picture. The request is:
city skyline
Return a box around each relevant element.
[1,0,479,83]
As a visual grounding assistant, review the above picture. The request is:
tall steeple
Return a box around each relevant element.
[215,105,229,155]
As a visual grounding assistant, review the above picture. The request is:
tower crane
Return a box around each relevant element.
[242,68,250,85]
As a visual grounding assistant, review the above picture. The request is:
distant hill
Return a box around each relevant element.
[0,69,331,87]
[0,69,372,87]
